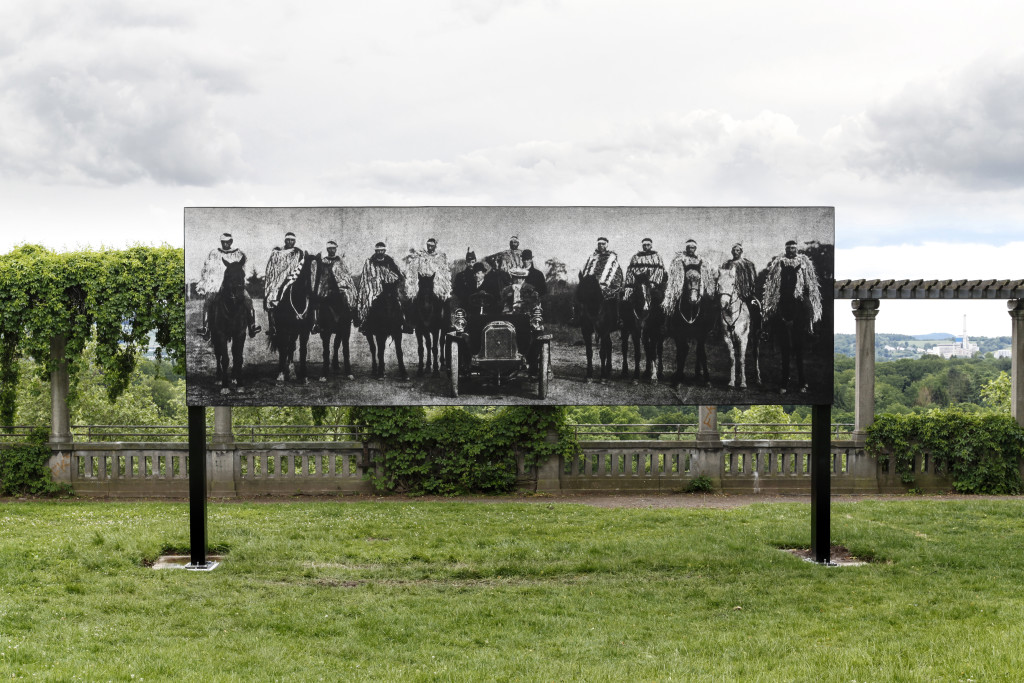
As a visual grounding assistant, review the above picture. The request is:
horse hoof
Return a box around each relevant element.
[276,373,285,382]
[220,387,231,395]
[739,383,747,389]
[319,376,327,383]
[632,379,639,386]
[236,387,245,394]
[375,376,384,381]
[345,375,354,381]
[586,378,593,384]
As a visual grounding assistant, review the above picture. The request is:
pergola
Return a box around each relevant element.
[835,279,1024,439]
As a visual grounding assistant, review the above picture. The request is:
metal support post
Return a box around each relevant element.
[810,404,831,564]
[187,406,210,570]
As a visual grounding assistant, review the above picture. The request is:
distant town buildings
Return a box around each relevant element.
[923,315,980,359]
[994,349,1012,359]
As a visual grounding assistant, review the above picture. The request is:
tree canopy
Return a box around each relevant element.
[0,244,184,426]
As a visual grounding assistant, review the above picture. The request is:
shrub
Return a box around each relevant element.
[350,407,579,495]
[0,428,71,496]
[866,409,1024,494]
[685,475,714,493]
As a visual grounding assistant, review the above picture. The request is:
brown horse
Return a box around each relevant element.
[208,259,248,394]
[576,273,619,382]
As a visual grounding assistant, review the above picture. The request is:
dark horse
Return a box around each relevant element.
[410,274,444,377]
[666,266,715,386]
[576,273,619,382]
[363,280,409,381]
[267,254,316,383]
[208,259,248,394]
[619,272,665,384]
[315,266,354,382]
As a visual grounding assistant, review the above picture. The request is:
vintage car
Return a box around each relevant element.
[445,305,552,398]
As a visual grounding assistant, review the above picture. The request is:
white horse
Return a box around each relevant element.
[715,267,759,388]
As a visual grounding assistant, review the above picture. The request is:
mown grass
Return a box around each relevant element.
[1,499,1023,681]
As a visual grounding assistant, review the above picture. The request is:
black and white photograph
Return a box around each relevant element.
[185,206,834,406]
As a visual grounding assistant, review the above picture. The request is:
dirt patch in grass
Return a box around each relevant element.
[782,545,873,566]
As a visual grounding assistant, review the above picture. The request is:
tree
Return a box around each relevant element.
[0,245,185,427]
[981,372,1010,413]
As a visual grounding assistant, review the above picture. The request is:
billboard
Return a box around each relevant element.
[185,207,833,406]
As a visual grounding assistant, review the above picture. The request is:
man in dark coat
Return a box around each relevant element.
[522,249,547,298]
[452,249,479,309]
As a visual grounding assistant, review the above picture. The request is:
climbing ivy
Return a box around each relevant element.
[350,406,578,495]
[866,409,1024,494]
[0,245,185,427]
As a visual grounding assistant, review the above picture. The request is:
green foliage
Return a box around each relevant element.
[350,406,578,495]
[0,427,69,496]
[981,372,1011,413]
[866,409,1024,494]
[685,475,713,493]
[0,245,185,426]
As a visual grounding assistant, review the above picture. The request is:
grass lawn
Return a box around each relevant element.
[2,498,1023,681]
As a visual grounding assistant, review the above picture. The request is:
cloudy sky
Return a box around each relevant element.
[2,0,1022,337]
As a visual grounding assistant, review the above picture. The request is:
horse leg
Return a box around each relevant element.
[620,330,630,378]
[632,332,642,383]
[297,331,309,384]
[394,333,409,381]
[724,331,737,388]
[231,335,245,389]
[376,334,387,379]
[599,333,612,381]
[736,335,747,389]
[673,338,689,384]
[697,340,710,386]
[431,329,440,376]
[416,330,425,377]
[366,335,378,378]
[320,332,331,381]
[583,328,595,382]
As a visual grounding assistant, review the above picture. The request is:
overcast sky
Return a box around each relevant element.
[2,0,1022,337]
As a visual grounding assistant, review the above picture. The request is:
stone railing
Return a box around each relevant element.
[51,438,952,498]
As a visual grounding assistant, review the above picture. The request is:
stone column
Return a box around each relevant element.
[1009,299,1024,427]
[48,335,73,483]
[49,335,72,445]
[212,407,233,447]
[697,405,721,446]
[852,299,879,444]
[209,406,236,497]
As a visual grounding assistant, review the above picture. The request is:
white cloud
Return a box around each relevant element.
[0,1,249,186]
[840,54,1024,190]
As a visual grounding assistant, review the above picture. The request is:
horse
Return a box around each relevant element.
[363,279,409,381]
[665,265,715,387]
[315,266,354,382]
[575,273,619,382]
[267,254,316,383]
[619,273,653,384]
[207,259,248,394]
[410,273,444,377]
[715,267,759,388]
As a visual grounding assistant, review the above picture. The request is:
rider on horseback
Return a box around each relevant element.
[720,242,761,329]
[264,231,307,339]
[196,232,260,340]
[314,240,355,333]
[622,237,666,301]
[763,240,823,393]
[355,242,406,333]
[405,237,451,301]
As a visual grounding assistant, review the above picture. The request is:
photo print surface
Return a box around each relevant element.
[185,206,834,406]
